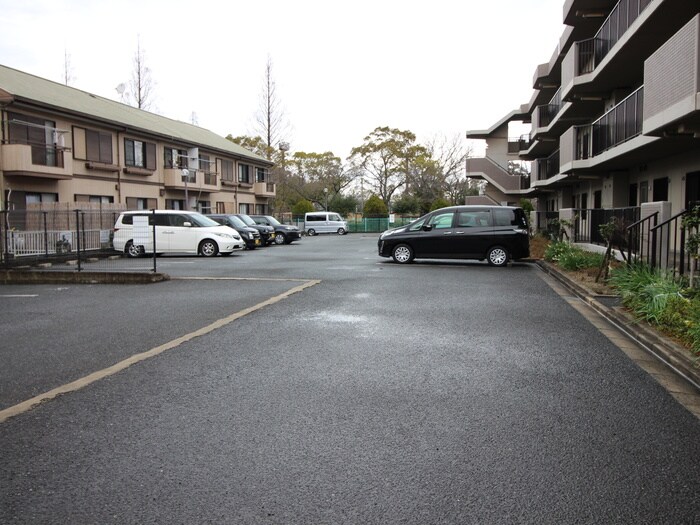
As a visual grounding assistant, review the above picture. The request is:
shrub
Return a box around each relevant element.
[544,241,604,271]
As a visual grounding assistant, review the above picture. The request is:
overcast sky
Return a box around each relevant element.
[0,0,565,159]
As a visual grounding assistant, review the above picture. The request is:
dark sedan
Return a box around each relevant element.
[249,215,302,245]
[207,214,262,250]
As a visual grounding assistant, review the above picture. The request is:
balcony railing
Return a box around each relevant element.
[537,87,562,128]
[577,0,653,75]
[507,135,531,153]
[536,149,560,181]
[575,86,643,160]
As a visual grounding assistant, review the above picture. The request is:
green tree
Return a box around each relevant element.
[363,194,388,218]
[286,151,357,210]
[291,199,314,216]
[392,195,421,215]
[348,127,428,209]
[430,198,450,211]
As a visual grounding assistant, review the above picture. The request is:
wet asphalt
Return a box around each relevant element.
[1,234,699,524]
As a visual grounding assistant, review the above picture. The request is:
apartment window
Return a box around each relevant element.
[221,159,234,183]
[239,203,251,214]
[239,164,251,184]
[84,128,112,164]
[126,197,156,210]
[256,167,267,183]
[640,181,649,204]
[197,201,211,213]
[125,138,156,169]
[199,154,211,173]
[75,194,114,204]
[164,147,187,169]
[166,199,186,210]
[255,204,267,214]
[25,192,58,204]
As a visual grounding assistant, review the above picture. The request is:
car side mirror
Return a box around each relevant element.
[422,224,433,232]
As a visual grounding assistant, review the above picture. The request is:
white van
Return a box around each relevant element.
[304,212,348,236]
[113,210,245,257]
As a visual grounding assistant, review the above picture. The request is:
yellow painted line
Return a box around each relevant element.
[0,279,321,424]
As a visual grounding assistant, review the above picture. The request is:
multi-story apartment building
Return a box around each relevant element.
[466,0,700,240]
[0,64,275,215]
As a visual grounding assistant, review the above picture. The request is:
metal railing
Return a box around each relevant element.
[575,86,644,159]
[626,209,692,280]
[577,0,653,75]
[572,207,640,246]
[1,209,155,272]
[537,87,562,128]
[536,150,560,180]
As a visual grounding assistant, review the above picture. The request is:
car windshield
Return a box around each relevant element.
[228,216,247,228]
[237,214,256,226]
[186,213,220,227]
[264,216,281,226]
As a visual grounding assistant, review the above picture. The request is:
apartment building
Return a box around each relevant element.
[466,0,700,238]
[0,64,275,215]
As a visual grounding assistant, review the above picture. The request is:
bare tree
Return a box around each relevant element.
[127,36,155,110]
[62,49,75,86]
[254,56,290,159]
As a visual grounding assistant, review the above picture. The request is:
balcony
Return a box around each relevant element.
[576,0,653,76]
[562,0,699,102]
[643,14,700,138]
[164,168,219,192]
[534,150,561,182]
[1,143,71,179]
[576,86,644,160]
[254,181,276,197]
[531,88,562,139]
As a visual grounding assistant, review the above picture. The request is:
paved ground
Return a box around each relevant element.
[1,234,699,524]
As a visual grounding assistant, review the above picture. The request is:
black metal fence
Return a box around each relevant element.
[1,209,155,272]
[626,209,692,280]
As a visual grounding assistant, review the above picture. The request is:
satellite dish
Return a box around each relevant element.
[115,83,126,95]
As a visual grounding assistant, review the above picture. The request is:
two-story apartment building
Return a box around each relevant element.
[466,0,700,239]
[0,64,275,215]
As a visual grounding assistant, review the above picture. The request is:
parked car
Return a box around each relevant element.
[113,210,245,257]
[249,215,302,245]
[377,205,529,266]
[304,211,348,235]
[233,214,276,246]
[207,214,262,250]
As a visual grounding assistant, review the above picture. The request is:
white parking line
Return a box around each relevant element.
[0,295,38,298]
[0,278,321,423]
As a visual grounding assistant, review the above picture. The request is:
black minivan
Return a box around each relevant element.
[377,205,529,266]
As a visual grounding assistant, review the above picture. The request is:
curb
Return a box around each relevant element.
[0,270,170,285]
[536,260,700,391]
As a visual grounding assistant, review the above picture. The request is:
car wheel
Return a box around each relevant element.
[274,233,286,245]
[307,228,316,236]
[337,228,346,235]
[125,241,143,258]
[199,239,219,257]
[391,244,414,264]
[487,246,509,267]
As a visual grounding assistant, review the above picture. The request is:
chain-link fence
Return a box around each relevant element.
[1,209,156,273]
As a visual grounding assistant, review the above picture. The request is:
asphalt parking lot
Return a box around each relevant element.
[1,234,699,524]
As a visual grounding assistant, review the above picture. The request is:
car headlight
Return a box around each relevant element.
[380,230,395,239]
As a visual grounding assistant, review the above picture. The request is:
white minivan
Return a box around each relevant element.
[113,210,245,257]
[304,212,348,236]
